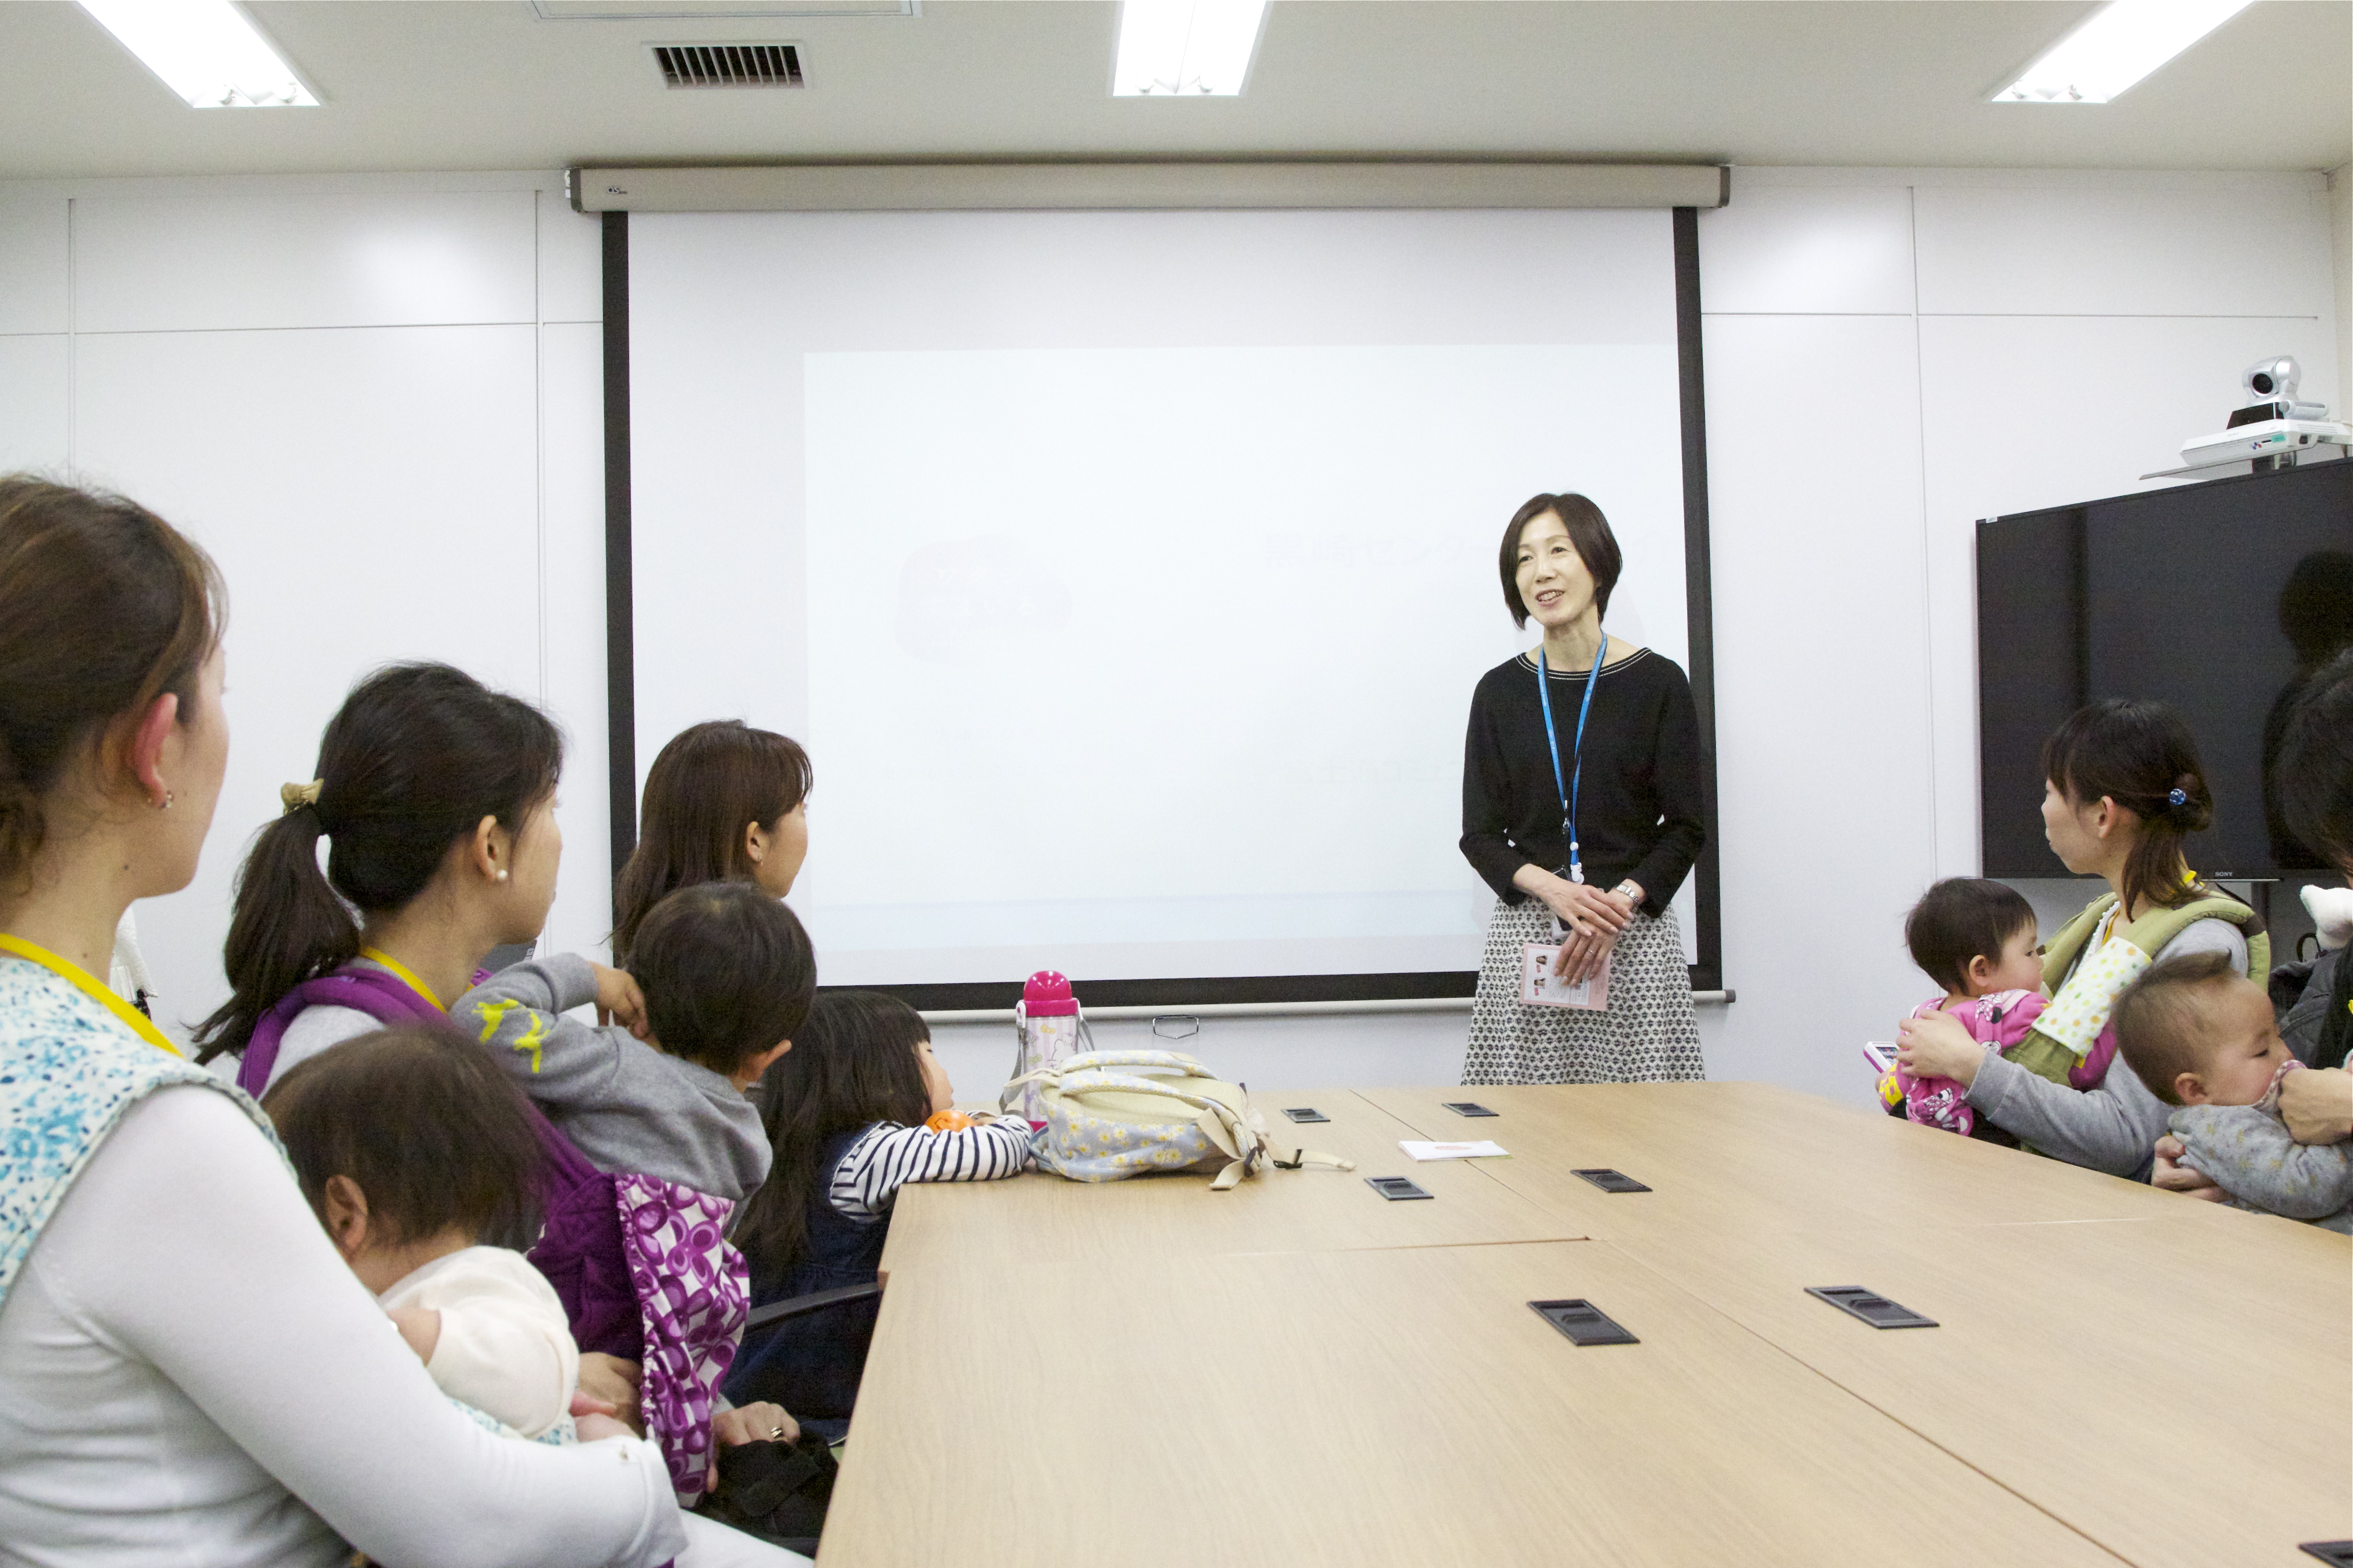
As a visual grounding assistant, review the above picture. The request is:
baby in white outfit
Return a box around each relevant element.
[262,1024,604,1441]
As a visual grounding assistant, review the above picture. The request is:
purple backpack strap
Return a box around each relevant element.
[527,1110,645,1363]
[237,966,449,1097]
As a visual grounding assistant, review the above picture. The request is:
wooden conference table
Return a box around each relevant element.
[819,1082,2351,1567]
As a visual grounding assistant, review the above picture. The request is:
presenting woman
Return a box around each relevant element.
[1459,493,1706,1085]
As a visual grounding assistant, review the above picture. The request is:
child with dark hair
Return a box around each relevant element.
[1883,878,2048,1136]
[725,991,1031,1425]
[2116,953,2353,1233]
[262,1026,590,1442]
[454,882,815,1497]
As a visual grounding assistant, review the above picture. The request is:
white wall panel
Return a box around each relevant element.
[1698,185,1915,315]
[538,320,614,963]
[539,191,604,325]
[1700,312,1937,1105]
[1914,180,2337,320]
[0,335,69,473]
[0,192,67,335]
[74,323,543,1045]
[73,192,537,333]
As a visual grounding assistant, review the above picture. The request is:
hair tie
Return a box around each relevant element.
[280,778,324,815]
[2167,787,2188,808]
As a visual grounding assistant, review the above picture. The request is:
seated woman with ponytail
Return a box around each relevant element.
[195,662,595,1097]
[0,478,694,1566]
[1898,700,2265,1179]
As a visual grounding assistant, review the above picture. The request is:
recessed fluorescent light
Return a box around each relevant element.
[78,0,317,108]
[1112,0,1269,97]
[1992,0,2254,105]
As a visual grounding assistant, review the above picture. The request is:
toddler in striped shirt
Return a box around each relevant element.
[724,991,1031,1427]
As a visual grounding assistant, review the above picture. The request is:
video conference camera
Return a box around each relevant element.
[2241,356,2327,420]
[2167,352,2350,476]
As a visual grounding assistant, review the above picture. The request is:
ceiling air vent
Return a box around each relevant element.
[650,43,805,88]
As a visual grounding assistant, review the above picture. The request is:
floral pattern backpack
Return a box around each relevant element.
[1005,1050,1353,1189]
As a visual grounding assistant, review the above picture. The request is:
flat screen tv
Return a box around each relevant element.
[1977,457,2353,879]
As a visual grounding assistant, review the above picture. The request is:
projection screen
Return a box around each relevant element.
[625,206,1714,1004]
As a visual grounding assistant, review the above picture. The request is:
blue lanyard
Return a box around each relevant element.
[1537,639,1607,884]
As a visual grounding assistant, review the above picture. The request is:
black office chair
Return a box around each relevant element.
[739,1280,883,1343]
[709,1281,885,1555]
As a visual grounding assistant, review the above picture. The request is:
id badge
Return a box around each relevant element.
[1520,944,1611,1010]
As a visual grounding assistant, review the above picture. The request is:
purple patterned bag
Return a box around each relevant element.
[617,1174,751,1500]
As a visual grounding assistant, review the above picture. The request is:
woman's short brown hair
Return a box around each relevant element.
[1498,493,1623,629]
[0,476,223,887]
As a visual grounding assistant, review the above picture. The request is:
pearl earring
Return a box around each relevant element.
[496,869,510,882]
[155,791,175,811]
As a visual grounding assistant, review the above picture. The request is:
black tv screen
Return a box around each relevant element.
[1978,458,2353,879]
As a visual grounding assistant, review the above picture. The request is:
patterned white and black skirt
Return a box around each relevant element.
[1460,896,1705,1085]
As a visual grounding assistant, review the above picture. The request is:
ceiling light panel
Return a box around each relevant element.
[77,0,317,108]
[535,2,911,18]
[1113,0,1270,97]
[1993,0,2255,105]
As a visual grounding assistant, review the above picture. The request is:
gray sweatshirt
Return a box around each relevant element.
[453,955,770,1203]
[1964,916,2246,1182]
[2170,1099,2353,1235]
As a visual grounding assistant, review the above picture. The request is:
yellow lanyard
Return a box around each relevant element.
[0,932,183,1059]
[358,947,446,1011]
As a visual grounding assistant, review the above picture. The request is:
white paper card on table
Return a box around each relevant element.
[1520,944,1611,1009]
[1399,1139,1510,1161]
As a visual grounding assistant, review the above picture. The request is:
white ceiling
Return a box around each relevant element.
[0,0,2346,181]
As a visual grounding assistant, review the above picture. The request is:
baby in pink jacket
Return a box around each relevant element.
[1886,879,2050,1136]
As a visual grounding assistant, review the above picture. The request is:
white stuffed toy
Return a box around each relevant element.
[2301,884,2353,953]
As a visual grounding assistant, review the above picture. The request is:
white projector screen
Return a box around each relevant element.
[628,208,1703,998]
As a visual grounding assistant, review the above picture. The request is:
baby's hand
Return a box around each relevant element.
[2151,1135,2226,1202]
[575,1354,644,1435]
[387,1306,440,1364]
[589,964,650,1040]
[575,1413,635,1443]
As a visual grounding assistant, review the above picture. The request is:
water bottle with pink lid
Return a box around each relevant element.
[1007,970,1088,1129]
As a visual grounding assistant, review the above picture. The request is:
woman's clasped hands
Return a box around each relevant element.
[1534,874,1634,983]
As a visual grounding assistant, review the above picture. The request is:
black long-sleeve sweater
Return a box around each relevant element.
[1458,647,1706,916]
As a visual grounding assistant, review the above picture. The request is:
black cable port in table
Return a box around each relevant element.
[2301,1544,2353,1565]
[1365,1176,1433,1201]
[1281,1108,1329,1123]
[1441,1101,1499,1118]
[1805,1286,1938,1329]
[1572,1168,1651,1193]
[1529,1299,1639,1346]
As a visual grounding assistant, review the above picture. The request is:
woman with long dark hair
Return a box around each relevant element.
[613,720,812,963]
[1898,699,2267,1178]
[0,478,690,1565]
[1458,493,1707,1084]
[197,662,567,1096]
